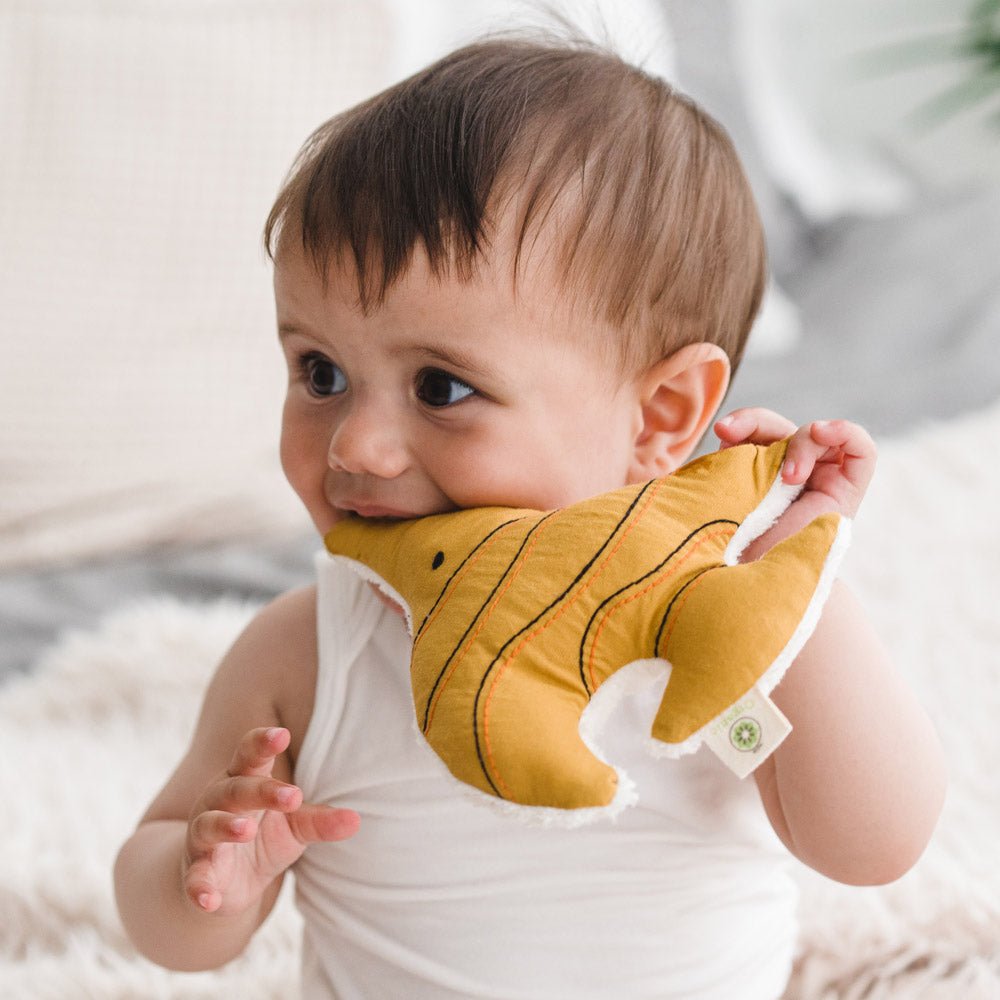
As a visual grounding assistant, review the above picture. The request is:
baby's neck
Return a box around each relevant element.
[368,582,406,619]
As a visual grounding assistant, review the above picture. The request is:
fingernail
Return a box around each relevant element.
[717,414,735,426]
[197,893,213,911]
[265,727,283,742]
[782,460,798,480]
[231,817,250,836]
[276,786,297,806]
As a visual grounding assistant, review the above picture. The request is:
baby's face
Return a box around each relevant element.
[274,239,644,536]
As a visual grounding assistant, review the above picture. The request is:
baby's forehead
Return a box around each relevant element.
[273,224,625,380]
[275,203,592,319]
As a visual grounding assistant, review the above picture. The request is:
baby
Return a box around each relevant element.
[114,36,946,999]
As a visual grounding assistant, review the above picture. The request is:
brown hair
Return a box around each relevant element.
[265,35,766,376]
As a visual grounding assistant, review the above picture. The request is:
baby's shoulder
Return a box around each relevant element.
[250,583,319,652]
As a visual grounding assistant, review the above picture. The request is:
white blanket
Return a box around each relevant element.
[2,400,999,999]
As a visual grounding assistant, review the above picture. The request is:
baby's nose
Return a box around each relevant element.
[327,401,409,479]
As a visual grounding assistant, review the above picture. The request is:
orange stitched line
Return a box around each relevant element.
[482,482,663,796]
[414,526,511,648]
[585,527,735,690]
[658,564,717,656]
[424,518,553,733]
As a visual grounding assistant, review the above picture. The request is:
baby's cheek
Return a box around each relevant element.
[426,429,582,510]
[279,427,328,522]
[279,433,307,492]
[447,470,570,512]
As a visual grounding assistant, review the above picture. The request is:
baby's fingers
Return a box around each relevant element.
[286,804,361,845]
[715,408,797,448]
[780,420,877,519]
[808,419,877,492]
[187,810,257,857]
[183,812,257,912]
[781,420,874,483]
[227,726,290,779]
[184,856,219,912]
[203,774,302,815]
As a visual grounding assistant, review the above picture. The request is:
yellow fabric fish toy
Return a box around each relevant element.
[325,439,850,819]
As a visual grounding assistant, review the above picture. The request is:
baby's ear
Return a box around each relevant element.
[628,344,730,481]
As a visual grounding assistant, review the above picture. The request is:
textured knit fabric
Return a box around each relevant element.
[292,554,798,999]
[0,1,392,568]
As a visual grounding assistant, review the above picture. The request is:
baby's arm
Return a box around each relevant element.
[715,410,947,885]
[114,586,358,971]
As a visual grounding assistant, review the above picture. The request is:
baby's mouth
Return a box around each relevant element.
[338,503,416,521]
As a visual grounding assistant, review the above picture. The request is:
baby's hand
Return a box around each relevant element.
[183,727,359,916]
[714,408,876,559]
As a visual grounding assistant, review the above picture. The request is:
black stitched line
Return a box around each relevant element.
[420,512,556,732]
[415,517,522,642]
[578,519,739,692]
[653,567,717,659]
[470,480,659,797]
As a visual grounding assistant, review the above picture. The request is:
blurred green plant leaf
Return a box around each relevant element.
[854,0,1000,130]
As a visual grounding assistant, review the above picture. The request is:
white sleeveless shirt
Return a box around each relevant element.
[292,554,798,999]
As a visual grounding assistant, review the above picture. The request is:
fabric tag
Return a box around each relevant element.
[702,685,792,779]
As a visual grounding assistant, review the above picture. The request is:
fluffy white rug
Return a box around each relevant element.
[2,400,999,999]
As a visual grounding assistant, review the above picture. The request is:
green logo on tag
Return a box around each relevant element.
[729,717,761,752]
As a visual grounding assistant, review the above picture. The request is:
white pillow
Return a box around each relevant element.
[1,1,396,569]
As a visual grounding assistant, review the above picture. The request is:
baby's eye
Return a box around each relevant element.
[415,368,476,408]
[300,352,347,398]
